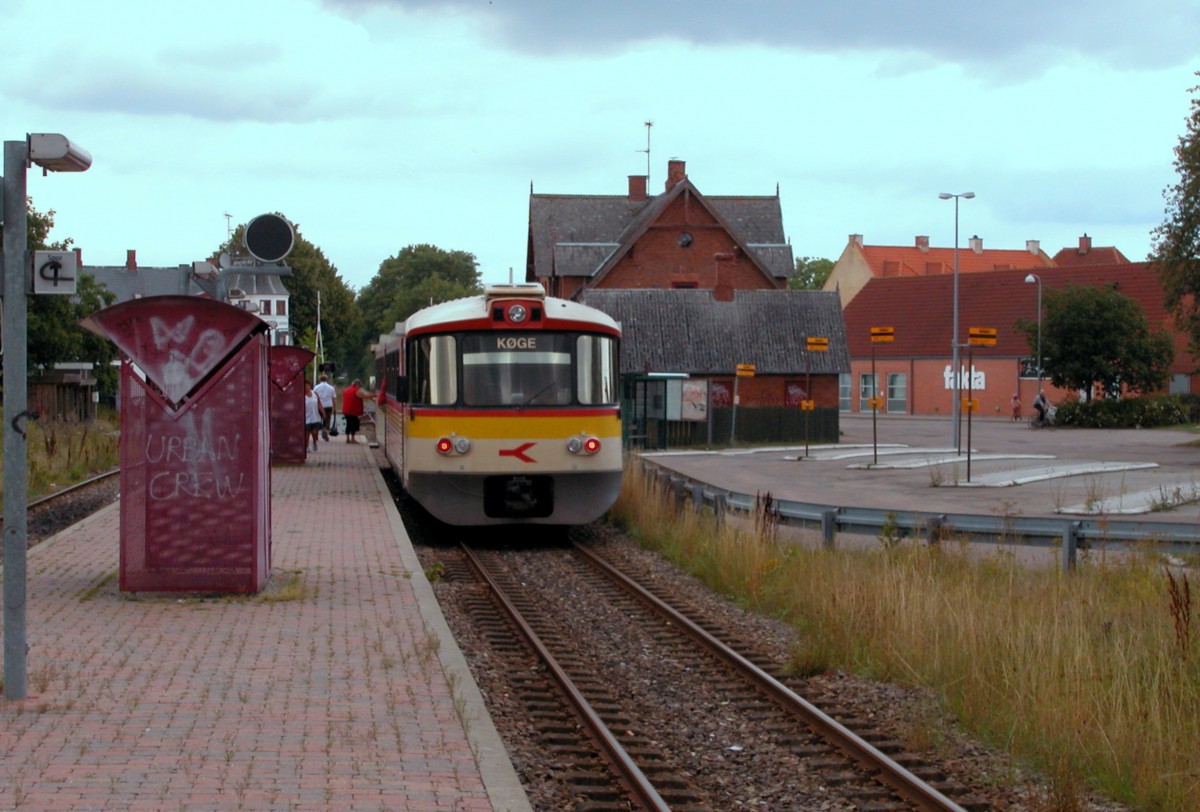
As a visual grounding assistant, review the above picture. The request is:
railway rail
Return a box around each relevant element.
[428,536,988,810]
[0,468,120,560]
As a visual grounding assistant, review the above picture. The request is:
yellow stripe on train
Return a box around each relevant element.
[405,413,622,440]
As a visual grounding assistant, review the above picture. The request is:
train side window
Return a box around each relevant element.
[577,335,618,405]
[410,335,457,405]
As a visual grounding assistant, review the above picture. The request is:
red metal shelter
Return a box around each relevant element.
[82,295,271,594]
[268,346,315,465]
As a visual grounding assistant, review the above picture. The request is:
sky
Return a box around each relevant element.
[5,0,1200,292]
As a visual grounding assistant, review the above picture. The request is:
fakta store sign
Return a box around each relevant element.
[943,365,985,390]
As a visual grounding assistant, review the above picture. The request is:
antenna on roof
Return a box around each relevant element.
[638,121,653,184]
[224,212,233,239]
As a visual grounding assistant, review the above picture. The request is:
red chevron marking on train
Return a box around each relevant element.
[499,442,536,463]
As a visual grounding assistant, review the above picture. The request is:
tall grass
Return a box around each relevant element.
[612,461,1200,811]
[0,408,120,500]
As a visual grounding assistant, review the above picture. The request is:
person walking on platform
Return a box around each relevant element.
[314,374,336,440]
[304,383,325,453]
[342,379,373,444]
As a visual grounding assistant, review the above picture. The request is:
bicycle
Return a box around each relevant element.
[1028,405,1057,430]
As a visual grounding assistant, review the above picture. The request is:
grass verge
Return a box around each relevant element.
[611,460,1200,811]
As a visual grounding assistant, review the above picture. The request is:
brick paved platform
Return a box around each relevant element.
[0,439,531,812]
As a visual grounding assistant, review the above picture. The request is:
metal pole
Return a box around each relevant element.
[3,139,30,700]
[951,199,961,454]
[1036,279,1043,390]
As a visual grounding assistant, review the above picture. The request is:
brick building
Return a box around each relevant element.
[527,159,794,299]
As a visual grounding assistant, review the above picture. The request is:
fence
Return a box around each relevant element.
[636,456,1200,573]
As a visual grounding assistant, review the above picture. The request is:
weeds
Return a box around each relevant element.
[1166,568,1192,661]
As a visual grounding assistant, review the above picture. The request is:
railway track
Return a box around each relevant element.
[0,469,121,559]
[423,538,988,811]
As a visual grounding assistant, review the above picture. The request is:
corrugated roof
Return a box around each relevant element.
[582,289,849,375]
[843,262,1195,372]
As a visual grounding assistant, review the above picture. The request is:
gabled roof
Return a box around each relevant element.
[86,265,204,303]
[581,288,849,375]
[843,262,1193,371]
[527,170,794,285]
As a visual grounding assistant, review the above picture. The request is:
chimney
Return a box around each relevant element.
[1026,239,1040,256]
[126,249,137,270]
[665,159,686,191]
[850,233,863,247]
[628,175,648,202]
[968,235,983,254]
[1078,233,1092,255]
[75,248,82,268]
[915,235,930,253]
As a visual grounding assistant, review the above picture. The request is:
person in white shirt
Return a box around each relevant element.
[304,384,325,453]
[313,374,337,440]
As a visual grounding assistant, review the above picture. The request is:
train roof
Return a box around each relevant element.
[405,285,620,335]
[375,285,620,354]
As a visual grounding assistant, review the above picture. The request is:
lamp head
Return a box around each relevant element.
[1024,274,1038,284]
[938,193,952,199]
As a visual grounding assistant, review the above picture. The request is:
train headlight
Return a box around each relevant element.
[436,436,471,455]
[508,304,527,323]
[568,435,601,455]
[436,437,454,455]
[453,436,471,455]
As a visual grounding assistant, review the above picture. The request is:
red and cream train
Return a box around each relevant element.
[374,284,622,526]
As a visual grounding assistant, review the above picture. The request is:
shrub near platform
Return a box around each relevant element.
[1054,394,1194,428]
[612,460,1200,812]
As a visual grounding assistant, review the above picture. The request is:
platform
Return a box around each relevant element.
[0,439,531,812]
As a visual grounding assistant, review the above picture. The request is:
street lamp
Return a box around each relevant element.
[1025,273,1042,390]
[4,133,91,702]
[938,191,974,453]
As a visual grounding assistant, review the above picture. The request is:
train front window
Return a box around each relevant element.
[462,334,572,407]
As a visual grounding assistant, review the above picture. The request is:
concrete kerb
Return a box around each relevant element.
[366,446,534,812]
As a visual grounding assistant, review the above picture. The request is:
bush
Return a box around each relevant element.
[1054,394,1192,428]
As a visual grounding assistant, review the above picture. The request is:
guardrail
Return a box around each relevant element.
[637,458,1200,573]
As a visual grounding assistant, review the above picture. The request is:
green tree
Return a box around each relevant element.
[220,218,365,379]
[357,243,482,344]
[1017,284,1174,401]
[1153,74,1200,357]
[788,256,834,290]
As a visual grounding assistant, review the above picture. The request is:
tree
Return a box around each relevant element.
[356,243,482,344]
[1018,284,1174,401]
[788,256,834,290]
[219,218,365,379]
[18,200,119,395]
[1153,74,1200,357]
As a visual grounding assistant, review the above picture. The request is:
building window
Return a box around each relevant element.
[839,373,851,411]
[671,281,698,289]
[277,299,287,316]
[887,373,907,413]
[858,373,877,412]
[260,300,272,315]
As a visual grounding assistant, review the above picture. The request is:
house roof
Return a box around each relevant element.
[1051,245,1131,267]
[842,262,1194,371]
[527,174,794,285]
[855,241,1054,277]
[581,288,849,376]
[86,265,204,303]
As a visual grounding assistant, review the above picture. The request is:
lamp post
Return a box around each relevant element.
[1025,273,1042,390]
[938,191,974,453]
[4,133,91,702]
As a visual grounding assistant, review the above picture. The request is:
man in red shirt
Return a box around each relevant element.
[341,379,373,444]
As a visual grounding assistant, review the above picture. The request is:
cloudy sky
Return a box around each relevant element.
[6,0,1199,291]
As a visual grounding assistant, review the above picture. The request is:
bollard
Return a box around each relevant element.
[925,514,946,545]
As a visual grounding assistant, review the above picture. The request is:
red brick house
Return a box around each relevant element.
[840,262,1195,418]
[526,159,794,299]
[824,233,1056,307]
